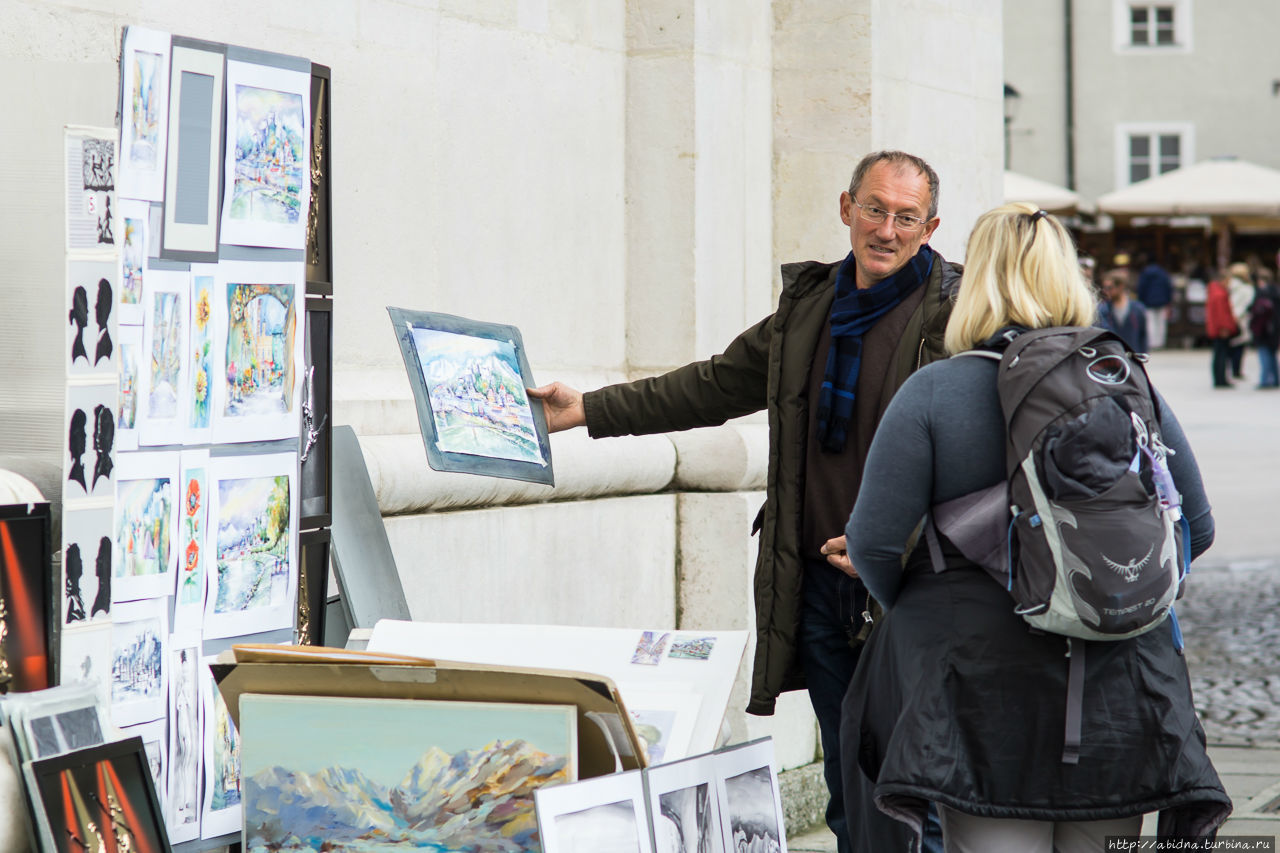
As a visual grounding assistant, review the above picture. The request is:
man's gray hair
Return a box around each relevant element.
[848,151,940,220]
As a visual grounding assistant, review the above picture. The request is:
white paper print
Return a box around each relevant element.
[167,634,202,843]
[138,268,191,446]
[122,718,168,812]
[185,264,216,444]
[67,258,119,378]
[174,449,209,632]
[65,125,117,252]
[219,60,311,249]
[110,597,169,728]
[202,451,298,639]
[59,622,113,710]
[112,450,180,602]
[201,654,241,839]
[119,199,150,326]
[117,324,143,452]
[61,505,114,626]
[63,381,118,503]
[118,27,171,202]
[211,261,304,443]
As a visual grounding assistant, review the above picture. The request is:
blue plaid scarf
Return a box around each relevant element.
[816,245,935,452]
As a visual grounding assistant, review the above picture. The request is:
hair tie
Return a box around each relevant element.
[1030,209,1048,222]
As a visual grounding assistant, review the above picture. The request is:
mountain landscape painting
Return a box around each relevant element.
[239,694,576,851]
[410,327,544,465]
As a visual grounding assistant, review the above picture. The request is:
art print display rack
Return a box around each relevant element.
[34,25,335,853]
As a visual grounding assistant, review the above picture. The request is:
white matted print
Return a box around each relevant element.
[117,323,143,451]
[64,125,117,252]
[211,261,303,443]
[185,263,216,443]
[63,381,117,503]
[220,60,310,249]
[59,622,113,709]
[61,505,113,626]
[122,717,168,812]
[113,450,179,602]
[536,768,654,853]
[203,451,297,638]
[118,199,149,326]
[619,687,701,766]
[118,26,171,202]
[167,635,202,843]
[644,751,726,853]
[175,449,209,630]
[712,739,786,853]
[67,258,118,377]
[201,654,241,839]
[138,268,190,446]
[110,597,169,728]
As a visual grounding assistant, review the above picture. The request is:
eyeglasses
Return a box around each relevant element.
[850,196,929,232]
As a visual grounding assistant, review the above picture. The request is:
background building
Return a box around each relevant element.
[0,0,1003,831]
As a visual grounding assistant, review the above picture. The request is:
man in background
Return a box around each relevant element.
[1098,267,1148,353]
[1136,253,1174,349]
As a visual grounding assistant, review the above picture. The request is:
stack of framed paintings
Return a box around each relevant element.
[42,24,332,851]
[534,738,788,853]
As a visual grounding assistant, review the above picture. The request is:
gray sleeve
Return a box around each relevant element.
[844,369,937,608]
[1155,390,1215,560]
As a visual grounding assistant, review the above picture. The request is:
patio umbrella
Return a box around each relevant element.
[1003,170,1082,214]
[1096,158,1280,217]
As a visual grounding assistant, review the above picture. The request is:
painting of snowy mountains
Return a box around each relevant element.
[238,694,577,851]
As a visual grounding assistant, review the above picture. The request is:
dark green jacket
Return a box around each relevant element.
[585,253,961,714]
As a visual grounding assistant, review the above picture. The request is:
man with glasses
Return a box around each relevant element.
[531,151,960,853]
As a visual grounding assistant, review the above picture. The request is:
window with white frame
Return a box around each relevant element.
[1115,123,1195,186]
[1113,0,1191,52]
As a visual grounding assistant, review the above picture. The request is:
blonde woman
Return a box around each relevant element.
[838,203,1230,852]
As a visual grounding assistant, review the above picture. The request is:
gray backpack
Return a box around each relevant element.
[925,327,1190,761]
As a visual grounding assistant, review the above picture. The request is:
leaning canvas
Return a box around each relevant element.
[238,694,577,851]
[387,308,554,485]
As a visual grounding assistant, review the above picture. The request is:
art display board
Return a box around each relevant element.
[367,621,749,762]
[535,768,654,853]
[387,308,555,486]
[213,643,646,779]
[238,693,577,851]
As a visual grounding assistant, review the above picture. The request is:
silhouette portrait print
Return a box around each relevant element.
[67,408,88,491]
[65,542,86,623]
[92,404,115,489]
[69,286,89,364]
[94,278,114,365]
[91,535,111,617]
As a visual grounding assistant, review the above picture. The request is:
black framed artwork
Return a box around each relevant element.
[305,63,332,295]
[300,296,332,529]
[0,502,53,694]
[25,735,172,853]
[297,528,330,646]
[387,308,554,486]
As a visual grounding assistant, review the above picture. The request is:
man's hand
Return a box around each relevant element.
[820,535,858,578]
[527,382,587,432]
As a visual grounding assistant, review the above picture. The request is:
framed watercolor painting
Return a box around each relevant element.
[25,735,172,853]
[238,694,576,851]
[535,768,654,853]
[388,308,554,486]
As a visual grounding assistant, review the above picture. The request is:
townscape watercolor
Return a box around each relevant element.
[212,474,290,617]
[229,83,306,227]
[115,476,172,579]
[410,327,544,465]
[223,281,295,417]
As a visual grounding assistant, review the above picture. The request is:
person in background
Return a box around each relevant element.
[840,203,1230,852]
[1096,267,1148,353]
[531,151,961,853]
[1250,267,1280,389]
[1204,270,1237,388]
[1136,253,1174,349]
[1226,262,1256,381]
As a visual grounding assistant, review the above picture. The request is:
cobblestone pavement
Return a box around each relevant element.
[1178,562,1280,746]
